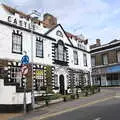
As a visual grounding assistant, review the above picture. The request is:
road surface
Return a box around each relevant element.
[44,97,120,120]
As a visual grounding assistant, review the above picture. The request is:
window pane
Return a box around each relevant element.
[91,57,95,66]
[117,51,120,62]
[12,33,22,53]
[103,54,108,65]
[36,40,43,57]
[58,44,64,61]
[54,74,58,87]
[83,54,87,66]
[74,51,78,65]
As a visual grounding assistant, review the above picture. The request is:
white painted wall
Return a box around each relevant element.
[68,46,91,72]
[0,23,53,66]
[0,79,31,104]
[0,4,92,105]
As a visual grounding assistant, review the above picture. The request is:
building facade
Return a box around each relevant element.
[0,4,91,111]
[90,39,120,86]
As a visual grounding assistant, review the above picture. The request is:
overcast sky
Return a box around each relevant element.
[1,0,120,44]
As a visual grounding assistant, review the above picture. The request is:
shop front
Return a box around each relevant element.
[92,65,120,86]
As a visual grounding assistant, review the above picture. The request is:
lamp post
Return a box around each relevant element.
[29,10,41,109]
[30,18,34,110]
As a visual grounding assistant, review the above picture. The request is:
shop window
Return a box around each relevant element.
[107,74,118,80]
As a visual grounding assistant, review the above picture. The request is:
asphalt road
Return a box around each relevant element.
[44,97,120,120]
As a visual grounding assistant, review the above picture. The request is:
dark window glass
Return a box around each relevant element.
[73,51,78,65]
[83,53,87,66]
[12,31,22,53]
[36,37,43,58]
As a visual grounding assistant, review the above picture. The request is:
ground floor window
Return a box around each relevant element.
[7,62,24,88]
[33,65,54,91]
[107,73,120,86]
[92,75,101,86]
[107,73,118,81]
[68,69,86,90]
[54,74,58,89]
[34,67,45,90]
[10,67,22,83]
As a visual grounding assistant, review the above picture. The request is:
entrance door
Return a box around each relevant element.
[59,75,65,95]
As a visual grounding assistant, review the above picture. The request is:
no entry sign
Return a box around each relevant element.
[21,65,29,76]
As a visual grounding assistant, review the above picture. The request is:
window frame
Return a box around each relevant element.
[12,31,22,54]
[102,54,108,65]
[117,51,120,63]
[55,40,67,62]
[91,56,96,66]
[73,50,78,65]
[36,37,44,58]
[83,53,87,66]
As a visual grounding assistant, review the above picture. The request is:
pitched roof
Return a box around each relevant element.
[66,32,80,40]
[2,4,29,19]
[44,24,73,46]
[2,4,88,45]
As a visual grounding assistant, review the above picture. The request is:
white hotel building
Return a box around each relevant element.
[0,4,91,111]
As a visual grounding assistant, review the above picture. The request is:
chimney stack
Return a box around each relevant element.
[96,39,101,46]
[43,13,57,28]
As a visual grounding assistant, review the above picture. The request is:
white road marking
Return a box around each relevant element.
[94,117,102,120]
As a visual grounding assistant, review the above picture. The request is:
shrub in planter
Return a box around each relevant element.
[98,87,101,92]
[62,95,67,102]
[62,95,71,102]
[45,99,49,106]
[50,93,62,100]
[40,86,47,91]
[70,94,76,99]
[76,93,79,99]
[44,95,50,106]
[84,90,88,96]
[82,89,88,96]
[90,86,95,94]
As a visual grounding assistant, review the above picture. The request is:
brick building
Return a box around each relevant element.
[90,39,120,86]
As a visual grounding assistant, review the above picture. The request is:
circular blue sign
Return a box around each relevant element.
[21,55,29,65]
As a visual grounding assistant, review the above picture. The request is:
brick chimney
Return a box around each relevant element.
[43,13,57,28]
[96,39,101,46]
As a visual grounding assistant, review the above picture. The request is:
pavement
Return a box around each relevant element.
[0,87,119,120]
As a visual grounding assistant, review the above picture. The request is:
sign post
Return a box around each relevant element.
[21,54,29,114]
[23,78,26,114]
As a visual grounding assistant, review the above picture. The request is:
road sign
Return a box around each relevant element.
[21,55,29,65]
[21,65,29,76]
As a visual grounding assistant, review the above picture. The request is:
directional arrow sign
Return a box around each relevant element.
[21,55,29,65]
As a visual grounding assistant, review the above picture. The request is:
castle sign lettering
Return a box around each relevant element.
[7,16,35,30]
